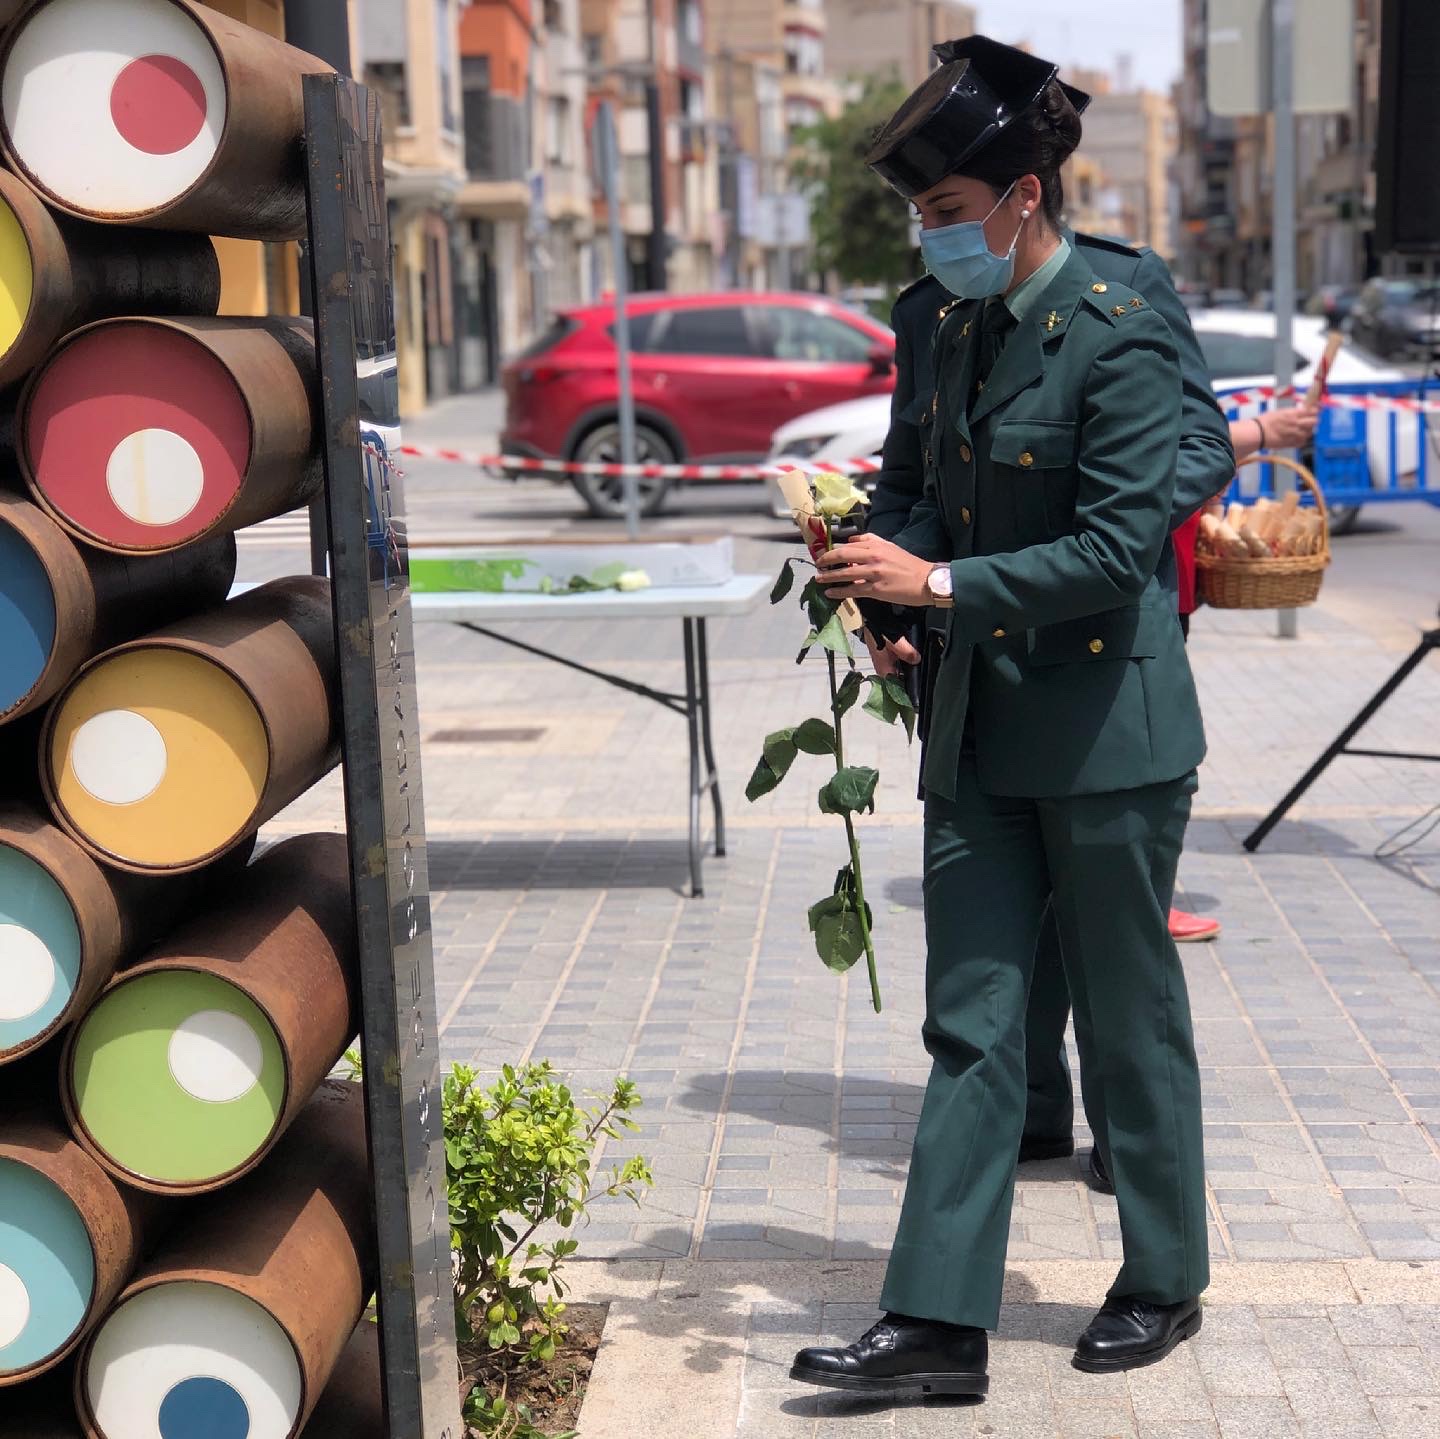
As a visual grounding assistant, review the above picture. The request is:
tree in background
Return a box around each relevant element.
[792,74,922,295]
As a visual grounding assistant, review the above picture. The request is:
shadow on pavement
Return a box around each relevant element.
[429,837,694,893]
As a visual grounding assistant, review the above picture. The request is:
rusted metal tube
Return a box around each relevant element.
[0,168,220,389]
[0,1111,155,1386]
[0,803,253,1065]
[74,1081,374,1439]
[0,492,237,722]
[40,575,338,874]
[0,0,332,240]
[303,1320,386,1439]
[18,316,319,555]
[61,832,358,1193]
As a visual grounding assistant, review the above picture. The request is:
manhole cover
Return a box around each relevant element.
[429,727,545,744]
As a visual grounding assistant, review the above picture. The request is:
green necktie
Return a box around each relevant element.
[979,298,1016,380]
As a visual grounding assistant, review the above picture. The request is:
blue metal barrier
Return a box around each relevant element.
[1218,378,1440,509]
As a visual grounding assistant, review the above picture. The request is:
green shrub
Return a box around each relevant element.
[445,1060,653,1358]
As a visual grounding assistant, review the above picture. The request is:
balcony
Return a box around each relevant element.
[781,3,825,35]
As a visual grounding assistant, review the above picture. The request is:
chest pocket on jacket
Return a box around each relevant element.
[990,419,1078,537]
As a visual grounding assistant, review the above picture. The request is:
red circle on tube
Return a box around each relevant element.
[109,54,208,156]
[24,324,251,551]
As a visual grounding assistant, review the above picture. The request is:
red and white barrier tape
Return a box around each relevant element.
[393,445,883,481]
[1218,385,1440,414]
[378,390,1437,482]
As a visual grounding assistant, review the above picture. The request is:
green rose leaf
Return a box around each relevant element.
[863,678,899,726]
[800,576,838,630]
[796,629,818,664]
[763,728,798,771]
[746,729,799,801]
[817,765,880,816]
[815,611,852,659]
[807,893,866,973]
[835,670,864,717]
[794,717,837,755]
[770,562,796,605]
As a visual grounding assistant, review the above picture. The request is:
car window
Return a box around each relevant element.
[515,315,578,361]
[1198,332,1305,382]
[645,306,757,357]
[752,306,877,363]
[605,312,659,350]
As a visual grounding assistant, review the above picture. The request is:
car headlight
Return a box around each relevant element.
[777,434,835,460]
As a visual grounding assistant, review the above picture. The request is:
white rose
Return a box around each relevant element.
[616,570,652,592]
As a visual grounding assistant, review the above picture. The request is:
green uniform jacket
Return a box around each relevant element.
[894,245,1207,802]
[868,234,1234,548]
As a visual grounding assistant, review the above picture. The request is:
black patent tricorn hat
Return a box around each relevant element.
[866,35,1092,199]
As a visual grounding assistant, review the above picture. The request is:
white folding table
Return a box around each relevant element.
[410,575,770,896]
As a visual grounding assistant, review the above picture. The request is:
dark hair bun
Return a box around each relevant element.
[1040,80,1082,159]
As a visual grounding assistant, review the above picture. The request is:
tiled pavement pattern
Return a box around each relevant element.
[247,426,1440,1436]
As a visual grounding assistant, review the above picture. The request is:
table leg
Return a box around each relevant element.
[683,617,704,898]
[696,618,726,857]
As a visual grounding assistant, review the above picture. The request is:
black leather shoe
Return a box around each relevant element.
[791,1313,989,1396]
[1018,1133,1075,1163]
[1072,1294,1202,1372]
[1087,1146,1114,1195]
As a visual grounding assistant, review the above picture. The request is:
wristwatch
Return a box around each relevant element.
[926,564,954,608]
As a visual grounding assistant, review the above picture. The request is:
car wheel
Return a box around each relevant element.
[1328,503,1363,536]
[571,421,675,519]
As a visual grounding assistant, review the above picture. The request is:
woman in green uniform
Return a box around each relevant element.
[794,37,1210,1397]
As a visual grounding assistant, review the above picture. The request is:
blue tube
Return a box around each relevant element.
[0,524,56,717]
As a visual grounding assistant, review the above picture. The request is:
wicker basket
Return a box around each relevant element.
[1195,453,1331,610]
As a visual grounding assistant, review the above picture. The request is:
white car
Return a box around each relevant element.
[766,309,1417,528]
[766,394,891,518]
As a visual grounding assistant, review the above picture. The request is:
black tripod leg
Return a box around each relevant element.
[1244,629,1439,851]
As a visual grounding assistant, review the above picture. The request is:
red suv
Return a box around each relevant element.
[501,291,896,517]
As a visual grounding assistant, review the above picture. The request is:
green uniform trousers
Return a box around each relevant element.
[1022,910,1083,1145]
[878,757,1209,1331]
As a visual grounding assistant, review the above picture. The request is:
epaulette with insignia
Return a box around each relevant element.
[1074,230,1144,258]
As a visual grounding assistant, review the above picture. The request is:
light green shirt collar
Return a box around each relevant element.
[1002,236,1072,324]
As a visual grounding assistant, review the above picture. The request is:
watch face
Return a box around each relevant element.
[929,565,953,598]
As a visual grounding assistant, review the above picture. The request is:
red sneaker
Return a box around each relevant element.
[1169,908,1220,942]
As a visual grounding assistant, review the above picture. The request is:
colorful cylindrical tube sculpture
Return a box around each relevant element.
[0,805,252,1066]
[74,1081,373,1439]
[40,576,337,874]
[0,1113,152,1386]
[0,0,331,240]
[62,833,357,1192]
[18,316,318,554]
[0,168,220,388]
[0,492,236,723]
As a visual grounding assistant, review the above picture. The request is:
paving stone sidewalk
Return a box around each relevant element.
[250,471,1440,1437]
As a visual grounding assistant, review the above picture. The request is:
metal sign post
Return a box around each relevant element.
[303,74,461,1439]
[595,101,641,538]
[1272,0,1299,638]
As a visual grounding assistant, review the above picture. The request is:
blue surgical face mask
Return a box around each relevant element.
[918,181,1026,299]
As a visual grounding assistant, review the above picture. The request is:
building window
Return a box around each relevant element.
[622,154,651,208]
[435,0,456,132]
[546,95,572,168]
[783,29,823,78]
[364,60,410,129]
[583,33,604,69]
[461,56,492,175]
[677,0,702,47]
[543,0,562,31]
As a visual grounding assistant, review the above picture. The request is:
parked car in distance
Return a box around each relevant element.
[765,309,1416,533]
[500,292,896,518]
[1347,278,1440,362]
